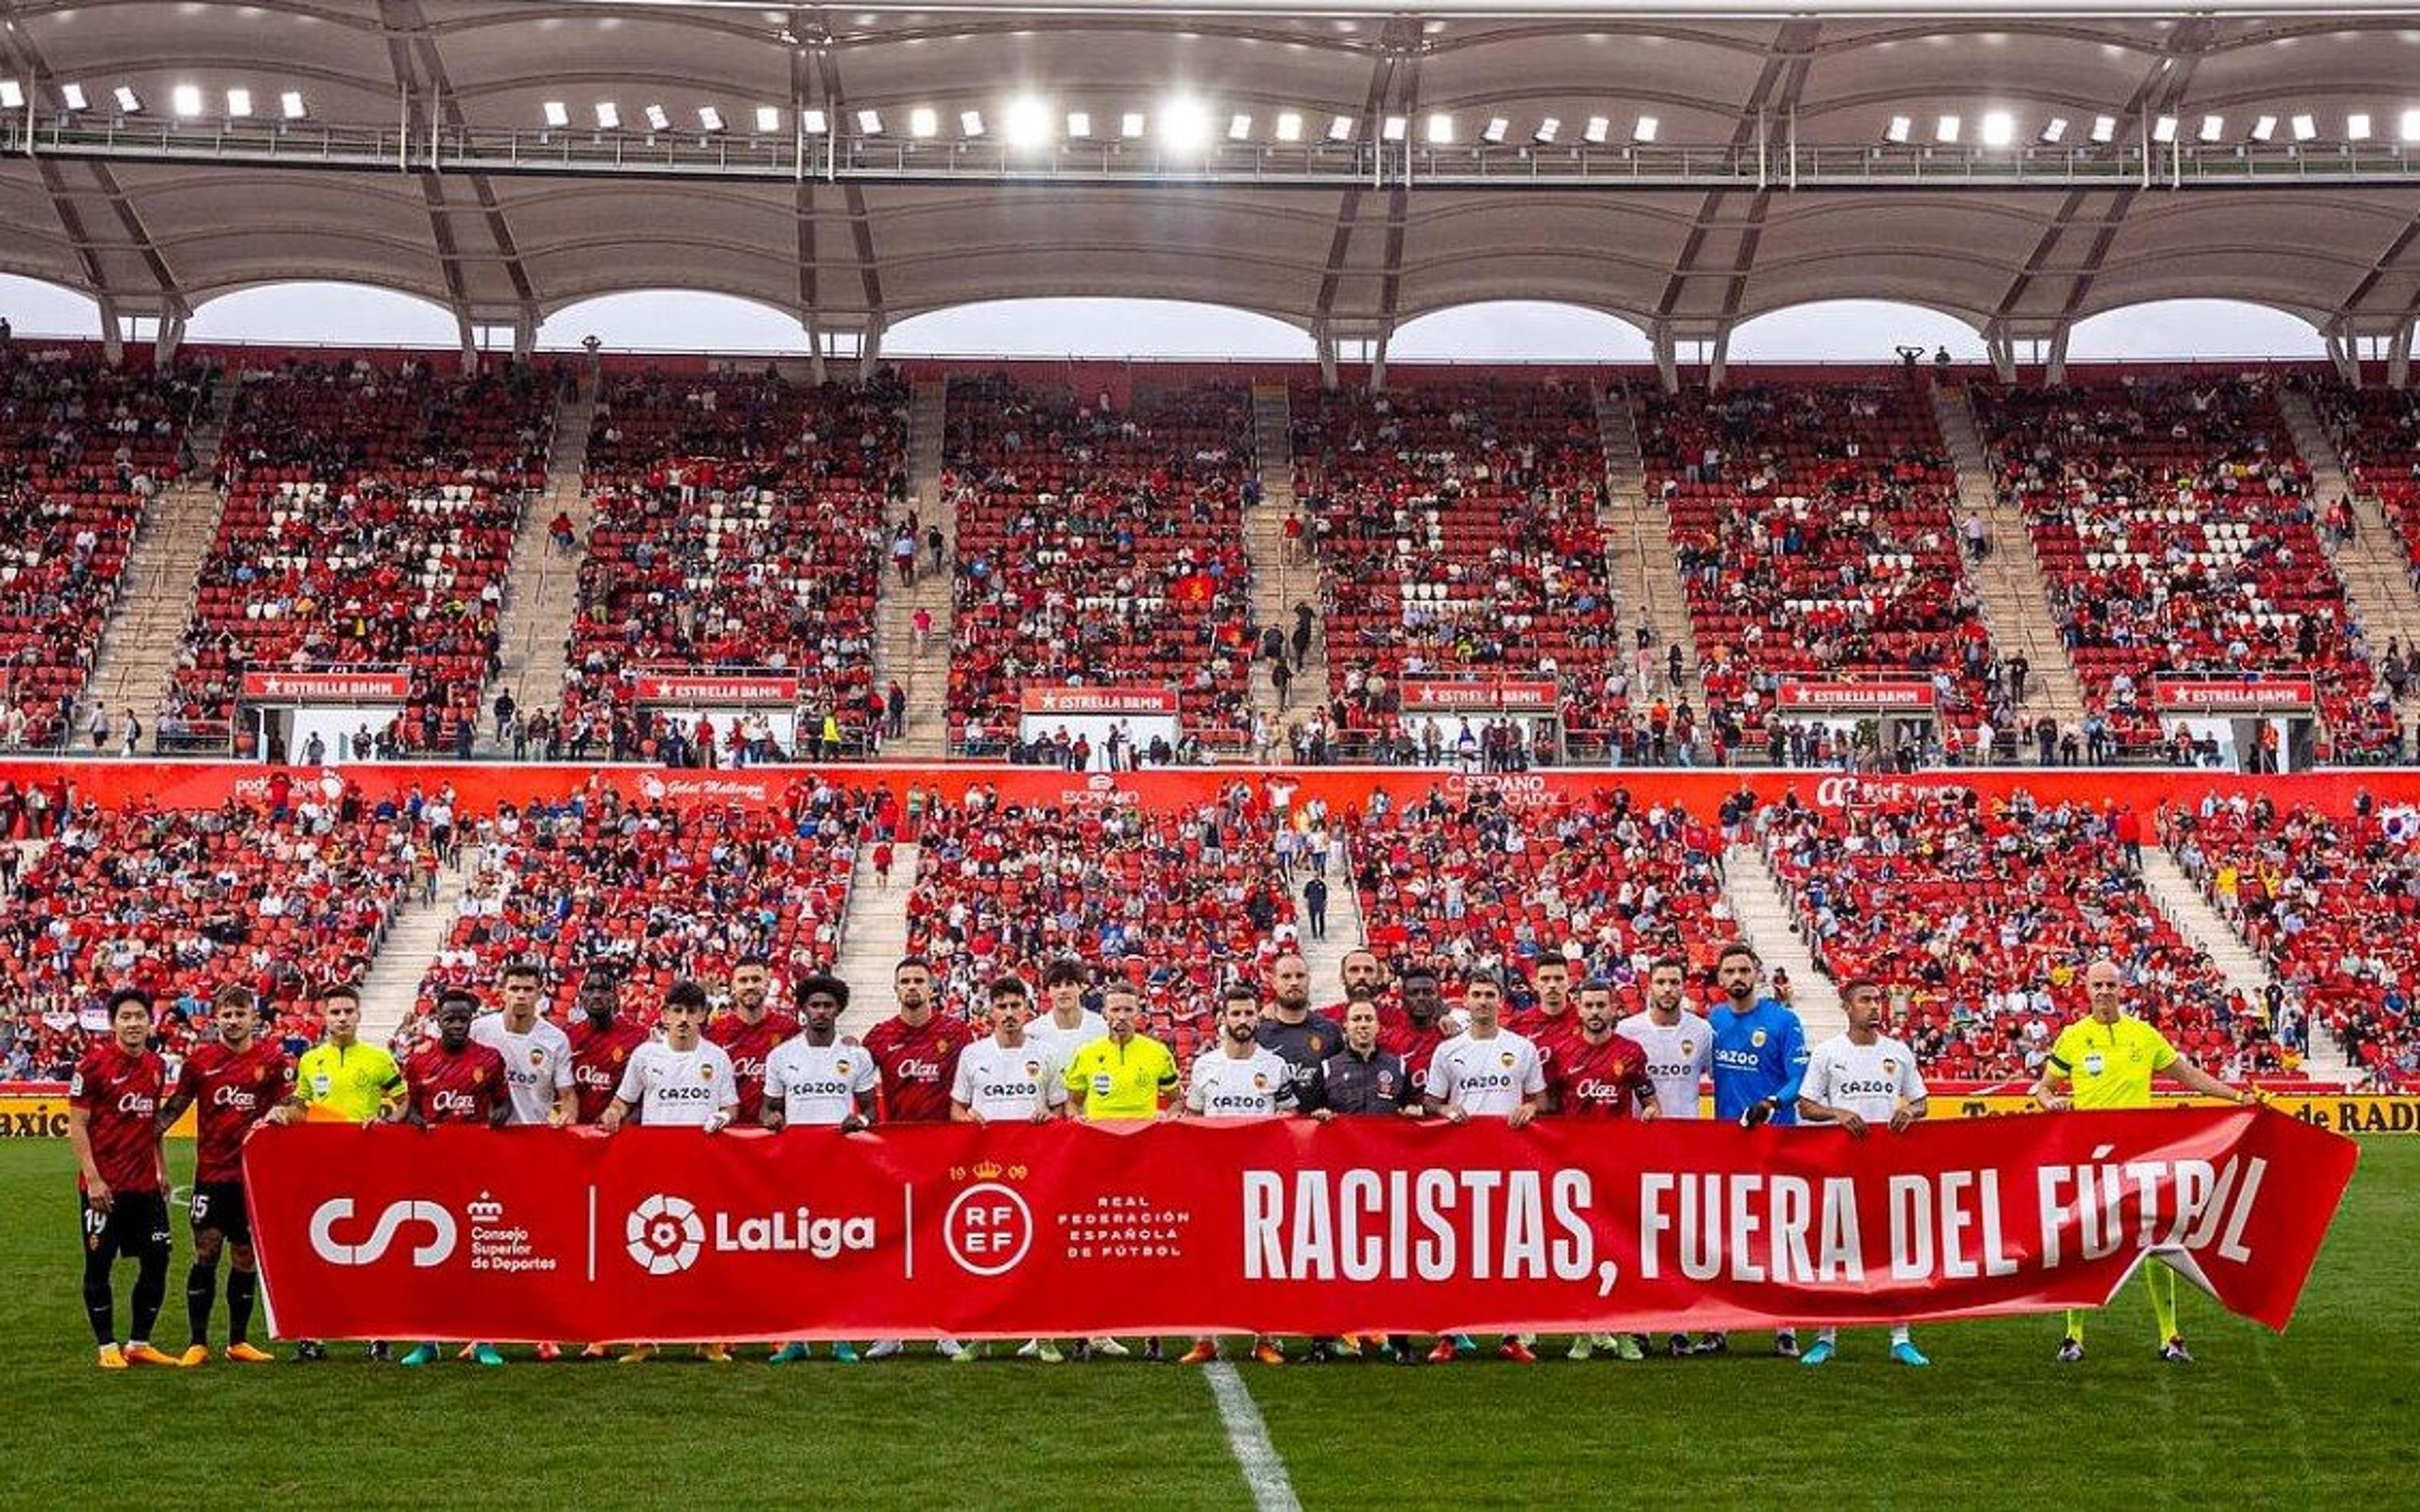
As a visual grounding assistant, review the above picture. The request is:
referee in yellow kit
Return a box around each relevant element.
[2027,958,2256,1366]
[1062,979,1180,1362]
[282,981,405,1363]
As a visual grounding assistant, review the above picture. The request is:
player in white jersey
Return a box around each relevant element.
[1420,970,1545,1365]
[1026,958,1110,1067]
[599,979,741,1364]
[470,961,575,1126]
[1794,978,1931,1369]
[1616,956,1714,1120]
[951,976,1069,1363]
[763,975,880,1366]
[1178,988,1296,1366]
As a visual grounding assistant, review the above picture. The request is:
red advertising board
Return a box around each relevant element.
[244,1108,2353,1342]
[239,670,411,702]
[631,673,801,705]
[2153,677,2319,712]
[1402,680,1562,712]
[1018,687,1182,716]
[1775,679,1940,711]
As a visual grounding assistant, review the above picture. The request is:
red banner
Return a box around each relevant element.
[243,1108,2352,1343]
[1018,686,1182,716]
[2154,677,2319,712]
[239,670,410,702]
[1775,679,1939,711]
[630,673,801,705]
[1403,680,1562,713]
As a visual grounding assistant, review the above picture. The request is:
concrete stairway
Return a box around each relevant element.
[482,390,596,743]
[81,379,238,748]
[2279,388,2420,676]
[1287,837,1367,997]
[872,377,953,758]
[2138,846,2352,1082]
[1247,382,1324,733]
[1594,382,1702,709]
[1931,381,2087,733]
[1720,843,1846,1041]
[834,841,916,1038]
[357,859,474,1047]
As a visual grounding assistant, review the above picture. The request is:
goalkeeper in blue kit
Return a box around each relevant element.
[1702,942,1811,1357]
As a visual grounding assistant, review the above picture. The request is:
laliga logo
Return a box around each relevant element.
[627,1193,706,1274]
[309,1198,458,1267]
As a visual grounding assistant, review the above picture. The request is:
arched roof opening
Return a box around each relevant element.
[2064,301,2328,362]
[185,282,459,348]
[1388,302,1653,363]
[1726,301,1988,364]
[886,299,1314,360]
[0,275,103,339]
[536,291,806,355]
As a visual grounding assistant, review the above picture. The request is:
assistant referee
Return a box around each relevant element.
[284,981,405,1363]
[2026,958,2254,1367]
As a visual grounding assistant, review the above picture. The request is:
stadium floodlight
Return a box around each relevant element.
[763,105,789,133]
[1381,113,1407,142]
[2040,117,2069,144]
[594,101,619,130]
[1481,117,1508,145]
[960,109,985,138]
[2152,114,2177,143]
[698,106,724,132]
[113,86,142,114]
[2402,110,2420,142]
[1934,113,1961,144]
[1883,115,1911,145]
[1533,117,1560,144]
[62,83,88,112]
[1121,111,1146,139]
[1065,110,1091,139]
[171,84,202,118]
[2249,115,2276,142]
[280,91,306,121]
[2090,115,2117,144]
[542,100,569,128]
[1228,112,1253,141]
[1633,116,1659,144]
[1002,95,1051,147]
[645,104,671,132]
[1426,112,1454,145]
[858,107,884,135]
[908,106,937,139]
[0,80,20,111]
[1980,110,2013,147]
[2198,115,2224,143]
[2290,113,2317,142]
[2347,112,2371,140]
[1275,110,1303,143]
[1327,114,1353,142]
[226,88,253,118]
[1160,96,1211,151]
[1582,115,1610,144]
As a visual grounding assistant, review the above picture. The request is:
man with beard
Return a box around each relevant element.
[1702,942,1809,1359]
[863,956,974,1363]
[1180,988,1298,1366]
[1420,970,1546,1365]
[1379,964,1455,1079]
[1548,978,1657,1363]
[1317,948,1389,1022]
[1617,956,1713,1356]
[705,954,795,1128]
[1255,953,1343,1108]
[763,975,879,1365]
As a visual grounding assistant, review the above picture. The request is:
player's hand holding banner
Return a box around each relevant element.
[243,1108,2356,1342]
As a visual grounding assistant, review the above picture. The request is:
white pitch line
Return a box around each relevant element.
[1203,1360,1303,1512]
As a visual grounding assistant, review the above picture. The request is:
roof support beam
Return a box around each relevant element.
[810,38,889,331]
[381,0,540,319]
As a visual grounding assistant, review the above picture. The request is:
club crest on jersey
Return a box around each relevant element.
[1751,1029,1768,1048]
[1499,1051,1516,1068]
[1882,1059,1898,1074]
[1309,1035,1324,1053]
[1252,1072,1269,1090]
[698,1065,715,1081]
[528,1049,545,1067]
[1023,1061,1041,1077]
[835,1058,851,1075]
[1680,1040,1695,1057]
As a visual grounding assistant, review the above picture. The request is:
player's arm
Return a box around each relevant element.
[949,1057,983,1123]
[1153,1046,1179,1113]
[844,1084,875,1133]
[549,1057,577,1128]
[1768,1014,1812,1112]
[66,1102,111,1211]
[484,1092,510,1130]
[1421,1049,1461,1121]
[1034,1067,1067,1124]
[1063,1051,1090,1119]
[154,1062,198,1135]
[1891,1062,1930,1133]
[1507,1048,1546,1128]
[1631,1066,1660,1121]
[2029,1051,2073,1111]
[761,1098,786,1132]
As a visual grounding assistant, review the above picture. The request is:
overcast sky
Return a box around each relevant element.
[1,273,2335,364]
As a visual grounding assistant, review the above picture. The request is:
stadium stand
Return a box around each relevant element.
[1972,377,2399,760]
[165,358,555,756]
[1288,378,1625,760]
[559,370,905,760]
[0,348,209,751]
[943,375,1257,757]
[2312,381,2420,581]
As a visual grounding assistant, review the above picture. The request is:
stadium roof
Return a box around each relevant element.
[1,1,2417,358]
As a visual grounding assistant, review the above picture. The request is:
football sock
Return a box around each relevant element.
[228,1268,258,1346]
[81,1248,116,1347]
[2146,1265,2179,1341]
[1889,1324,1913,1346]
[130,1241,169,1341]
[186,1262,219,1348]
[2063,1308,2087,1343]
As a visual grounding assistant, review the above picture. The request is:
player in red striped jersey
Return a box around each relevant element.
[69,988,177,1370]
[705,954,796,1127]
[860,956,974,1363]
[396,992,509,1369]
[153,985,296,1365]
[567,970,647,1126]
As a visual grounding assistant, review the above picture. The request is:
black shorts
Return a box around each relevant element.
[187,1181,251,1244]
[80,1190,171,1263]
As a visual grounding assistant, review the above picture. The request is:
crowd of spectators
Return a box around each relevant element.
[1757,782,2287,1080]
[553,370,906,761]
[0,346,208,750]
[1289,379,1625,759]
[1974,377,2399,759]
[166,358,556,755]
[945,376,1257,755]
[2171,790,2419,1089]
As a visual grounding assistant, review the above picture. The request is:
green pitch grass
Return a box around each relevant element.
[1,1140,2409,1510]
